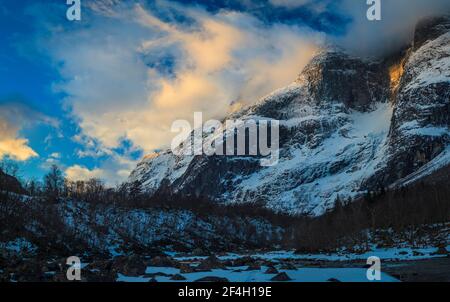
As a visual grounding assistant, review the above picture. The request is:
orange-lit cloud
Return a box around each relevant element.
[57,4,323,153]
[0,102,59,162]
[0,106,38,161]
[0,137,38,161]
[338,0,450,57]
[44,2,324,183]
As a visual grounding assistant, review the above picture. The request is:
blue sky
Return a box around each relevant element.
[1,0,449,185]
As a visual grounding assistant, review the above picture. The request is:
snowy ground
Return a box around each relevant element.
[170,245,450,263]
[115,245,450,283]
[118,266,398,283]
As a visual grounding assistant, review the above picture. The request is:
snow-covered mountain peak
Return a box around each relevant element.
[130,17,450,216]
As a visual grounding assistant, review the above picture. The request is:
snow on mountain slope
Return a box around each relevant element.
[129,50,393,216]
[129,16,450,216]
[404,32,450,92]
[392,145,450,188]
[365,16,450,189]
[130,151,194,195]
[227,102,393,215]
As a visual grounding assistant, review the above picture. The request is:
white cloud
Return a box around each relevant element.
[65,165,105,182]
[43,1,323,184]
[65,153,137,186]
[49,152,61,159]
[337,0,450,57]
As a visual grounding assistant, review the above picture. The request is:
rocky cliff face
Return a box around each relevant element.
[129,16,450,216]
[365,16,450,189]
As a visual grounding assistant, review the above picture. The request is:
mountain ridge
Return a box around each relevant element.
[129,16,450,216]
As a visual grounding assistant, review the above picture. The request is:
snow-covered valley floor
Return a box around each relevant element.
[2,239,449,282]
[114,245,450,283]
[171,245,450,262]
[118,267,399,283]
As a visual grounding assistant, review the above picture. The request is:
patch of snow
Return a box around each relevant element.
[117,274,152,282]
[393,145,450,187]
[400,121,449,137]
[404,32,450,92]
[249,246,449,262]
[172,244,449,263]
[145,266,180,275]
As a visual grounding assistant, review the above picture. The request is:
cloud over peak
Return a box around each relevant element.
[46,1,323,156]
[21,0,450,184]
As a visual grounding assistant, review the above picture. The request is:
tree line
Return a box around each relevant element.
[2,162,449,252]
